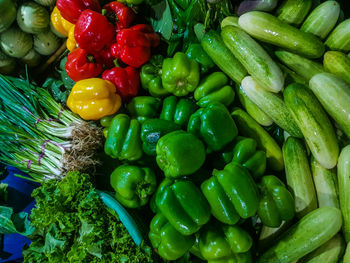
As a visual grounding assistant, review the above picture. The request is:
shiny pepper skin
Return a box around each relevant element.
[149,213,195,260]
[56,0,101,23]
[66,25,77,52]
[74,10,115,52]
[51,6,74,37]
[258,175,295,228]
[67,78,121,120]
[156,180,211,236]
[198,223,253,262]
[111,24,160,68]
[102,66,140,99]
[104,114,143,160]
[156,130,206,178]
[201,162,259,224]
[65,48,103,82]
[110,165,157,208]
[103,1,135,32]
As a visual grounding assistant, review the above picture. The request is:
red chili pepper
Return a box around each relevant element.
[74,10,115,53]
[103,1,135,32]
[65,48,103,82]
[102,67,140,99]
[56,0,101,24]
[110,24,160,68]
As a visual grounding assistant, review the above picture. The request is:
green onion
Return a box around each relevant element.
[0,74,103,182]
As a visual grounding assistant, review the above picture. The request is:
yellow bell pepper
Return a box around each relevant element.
[51,6,73,37]
[66,25,77,51]
[67,78,122,120]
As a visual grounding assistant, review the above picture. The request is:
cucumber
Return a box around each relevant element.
[221,26,284,93]
[338,145,350,242]
[258,207,343,263]
[310,156,339,208]
[236,84,273,127]
[343,243,350,263]
[284,83,339,169]
[275,50,324,82]
[237,0,278,16]
[323,51,350,85]
[298,234,345,263]
[239,11,325,58]
[309,73,350,139]
[231,108,284,171]
[276,0,312,26]
[300,1,340,40]
[241,76,302,138]
[201,30,247,84]
[282,137,317,218]
[278,63,307,86]
[221,16,239,29]
[258,221,292,252]
[325,19,350,52]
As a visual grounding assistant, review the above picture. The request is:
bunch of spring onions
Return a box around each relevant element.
[0,74,103,182]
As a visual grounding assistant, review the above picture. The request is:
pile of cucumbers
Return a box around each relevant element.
[201,0,350,262]
[0,0,62,74]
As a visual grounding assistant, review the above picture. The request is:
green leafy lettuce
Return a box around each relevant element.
[23,171,154,263]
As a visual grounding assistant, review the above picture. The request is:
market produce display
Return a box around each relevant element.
[0,0,350,262]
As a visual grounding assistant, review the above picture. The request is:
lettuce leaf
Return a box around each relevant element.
[0,206,35,236]
[23,171,154,263]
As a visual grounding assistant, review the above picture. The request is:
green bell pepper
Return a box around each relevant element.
[186,43,215,74]
[141,118,181,156]
[187,102,238,152]
[198,223,253,263]
[150,178,173,213]
[161,52,200,96]
[160,96,198,127]
[258,175,295,228]
[110,165,156,208]
[194,72,235,107]
[156,180,211,236]
[100,114,116,138]
[100,115,115,128]
[140,55,170,97]
[0,0,16,33]
[156,130,206,178]
[217,137,267,179]
[104,114,143,161]
[127,96,161,123]
[149,213,195,261]
[201,162,259,224]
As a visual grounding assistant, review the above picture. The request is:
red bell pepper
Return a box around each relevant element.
[56,0,101,24]
[103,1,135,32]
[102,67,140,99]
[65,48,103,82]
[74,10,115,53]
[110,24,160,68]
[99,47,115,69]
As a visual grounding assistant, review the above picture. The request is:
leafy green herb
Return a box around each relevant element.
[0,206,35,236]
[151,0,173,41]
[23,171,154,263]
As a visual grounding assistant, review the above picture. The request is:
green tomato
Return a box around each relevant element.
[34,0,56,6]
[34,30,61,55]
[0,0,16,33]
[0,26,33,58]
[0,50,16,74]
[21,48,41,67]
[17,2,50,34]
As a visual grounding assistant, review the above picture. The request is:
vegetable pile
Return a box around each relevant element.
[1,0,350,262]
[0,0,63,74]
